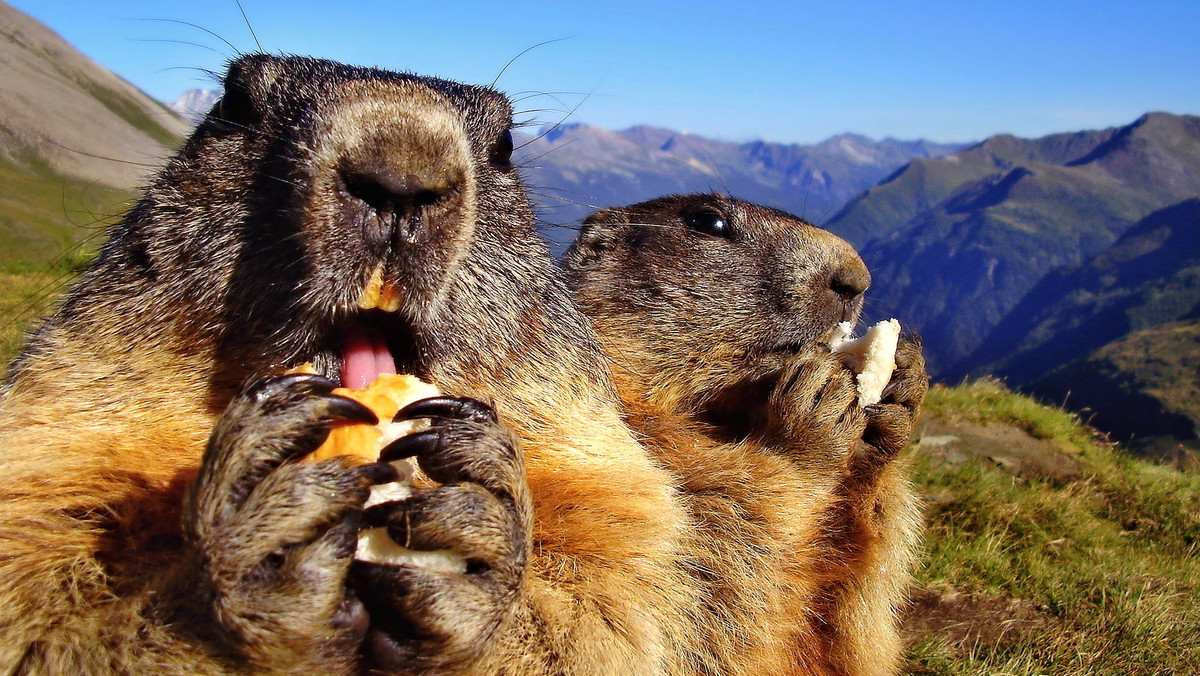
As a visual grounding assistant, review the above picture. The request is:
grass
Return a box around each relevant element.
[0,156,116,363]
[908,379,1200,674]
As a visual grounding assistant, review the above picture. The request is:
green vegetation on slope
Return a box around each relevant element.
[0,153,129,269]
[908,379,1200,675]
[1031,319,1200,469]
[0,155,124,361]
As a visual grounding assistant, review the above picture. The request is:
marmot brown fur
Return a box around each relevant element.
[0,55,694,675]
[563,194,928,675]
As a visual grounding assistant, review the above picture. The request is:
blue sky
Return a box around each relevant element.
[10,0,1199,144]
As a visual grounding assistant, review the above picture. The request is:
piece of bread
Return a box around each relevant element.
[828,319,901,406]
[308,373,441,463]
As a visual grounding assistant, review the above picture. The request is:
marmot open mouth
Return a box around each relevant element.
[321,261,424,389]
[340,320,396,389]
[314,310,422,390]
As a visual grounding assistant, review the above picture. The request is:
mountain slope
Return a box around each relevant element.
[0,1,188,270]
[1024,319,1200,466]
[0,1,188,189]
[0,0,190,359]
[514,123,962,252]
[825,113,1200,374]
[957,198,1200,385]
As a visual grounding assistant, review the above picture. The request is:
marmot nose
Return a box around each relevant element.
[326,80,475,260]
[830,257,871,303]
[340,164,451,247]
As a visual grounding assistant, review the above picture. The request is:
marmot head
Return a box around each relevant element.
[70,54,555,396]
[563,193,870,416]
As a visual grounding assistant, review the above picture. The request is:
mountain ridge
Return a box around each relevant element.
[824,111,1200,375]
[511,120,964,252]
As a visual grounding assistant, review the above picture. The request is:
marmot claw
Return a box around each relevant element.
[394,395,499,424]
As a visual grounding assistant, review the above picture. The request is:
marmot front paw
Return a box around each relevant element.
[767,351,868,468]
[351,396,531,672]
[175,373,388,668]
[861,335,929,462]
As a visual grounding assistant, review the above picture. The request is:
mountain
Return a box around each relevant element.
[824,113,1200,375]
[0,0,188,269]
[172,89,219,123]
[956,199,1200,385]
[934,198,1200,464]
[514,123,963,253]
[0,2,188,188]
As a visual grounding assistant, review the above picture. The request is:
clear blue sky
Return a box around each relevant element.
[10,0,1199,144]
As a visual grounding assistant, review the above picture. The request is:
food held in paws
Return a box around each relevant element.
[306,372,441,463]
[828,319,901,407]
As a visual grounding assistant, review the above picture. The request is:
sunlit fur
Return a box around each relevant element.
[564,194,928,675]
[0,55,695,674]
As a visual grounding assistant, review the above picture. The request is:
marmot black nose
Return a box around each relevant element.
[830,259,871,302]
[341,164,451,247]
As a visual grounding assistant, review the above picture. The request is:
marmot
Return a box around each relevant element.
[563,194,928,675]
[0,55,694,674]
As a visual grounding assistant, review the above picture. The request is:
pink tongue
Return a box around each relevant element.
[341,325,397,389]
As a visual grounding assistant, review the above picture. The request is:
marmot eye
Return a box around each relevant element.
[489,129,515,170]
[685,209,730,238]
[215,86,257,126]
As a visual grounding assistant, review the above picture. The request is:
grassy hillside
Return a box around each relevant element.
[907,379,1200,674]
[1029,320,1200,469]
[0,1,188,188]
[0,154,126,360]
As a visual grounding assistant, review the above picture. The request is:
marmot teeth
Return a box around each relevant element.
[828,319,901,407]
[358,263,404,312]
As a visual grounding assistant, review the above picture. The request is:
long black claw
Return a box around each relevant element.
[393,396,497,424]
[355,461,402,486]
[249,373,337,401]
[379,429,442,463]
[361,501,404,529]
[321,394,379,425]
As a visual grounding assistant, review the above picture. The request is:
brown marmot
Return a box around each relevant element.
[0,55,694,674]
[563,194,928,675]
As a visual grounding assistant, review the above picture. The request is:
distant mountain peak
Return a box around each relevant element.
[517,122,965,254]
[171,89,220,123]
